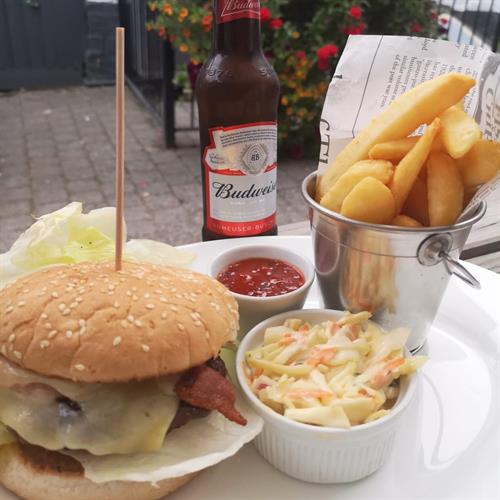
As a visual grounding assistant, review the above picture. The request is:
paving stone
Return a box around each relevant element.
[67,179,100,194]
[0,86,311,250]
[0,200,31,218]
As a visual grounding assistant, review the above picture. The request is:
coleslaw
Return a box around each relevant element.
[244,311,426,428]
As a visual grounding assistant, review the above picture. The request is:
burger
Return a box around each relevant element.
[0,260,255,500]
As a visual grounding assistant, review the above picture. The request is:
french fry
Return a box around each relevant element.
[427,152,464,226]
[390,118,441,214]
[439,104,481,159]
[320,159,394,213]
[341,177,395,224]
[316,72,476,200]
[456,139,500,187]
[402,177,429,225]
[392,215,423,228]
[369,135,444,161]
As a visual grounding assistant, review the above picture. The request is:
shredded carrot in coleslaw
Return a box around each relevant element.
[244,312,426,428]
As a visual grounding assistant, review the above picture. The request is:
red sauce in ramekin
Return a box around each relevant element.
[217,258,305,297]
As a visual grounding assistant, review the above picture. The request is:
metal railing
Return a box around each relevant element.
[435,0,500,52]
[118,0,197,148]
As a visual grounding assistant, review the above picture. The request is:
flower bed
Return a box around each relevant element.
[146,0,440,157]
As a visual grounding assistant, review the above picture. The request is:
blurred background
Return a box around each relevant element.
[0,0,498,249]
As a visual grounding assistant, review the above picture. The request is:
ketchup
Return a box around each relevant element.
[217,258,305,297]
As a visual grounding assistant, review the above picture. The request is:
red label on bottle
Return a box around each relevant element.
[202,121,277,237]
[217,0,260,24]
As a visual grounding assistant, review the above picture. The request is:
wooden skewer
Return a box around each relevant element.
[115,27,125,271]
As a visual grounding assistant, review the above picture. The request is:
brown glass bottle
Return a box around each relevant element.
[196,0,280,241]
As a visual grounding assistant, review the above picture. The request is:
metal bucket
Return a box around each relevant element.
[302,172,487,352]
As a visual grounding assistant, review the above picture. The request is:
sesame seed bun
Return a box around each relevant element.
[0,261,239,383]
[0,443,196,500]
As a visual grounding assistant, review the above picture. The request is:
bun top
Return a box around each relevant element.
[0,261,239,383]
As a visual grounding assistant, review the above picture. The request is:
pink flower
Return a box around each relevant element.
[410,22,422,33]
[317,44,339,59]
[260,7,271,23]
[348,5,362,20]
[268,18,283,30]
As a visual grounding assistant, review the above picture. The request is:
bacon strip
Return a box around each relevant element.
[174,365,247,426]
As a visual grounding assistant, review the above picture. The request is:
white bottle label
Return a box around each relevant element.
[203,121,277,236]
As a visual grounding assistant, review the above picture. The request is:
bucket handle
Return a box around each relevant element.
[417,234,481,290]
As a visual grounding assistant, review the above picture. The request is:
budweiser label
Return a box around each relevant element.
[217,0,260,24]
[202,122,277,236]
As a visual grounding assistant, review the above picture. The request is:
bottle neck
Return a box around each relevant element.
[213,0,262,55]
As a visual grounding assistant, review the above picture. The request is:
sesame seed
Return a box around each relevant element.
[79,328,86,336]
[13,350,22,360]
[44,322,52,329]
[58,303,66,311]
[1,345,6,356]
[132,286,137,292]
[41,313,48,319]
[190,313,198,321]
[120,320,128,328]
[171,288,177,292]
[141,344,150,352]
[51,292,59,298]
[155,289,162,294]
[177,323,185,331]
[17,301,26,307]
[161,311,168,319]
[49,280,59,286]
[41,287,47,292]
[170,305,178,312]
[37,291,45,296]
[134,319,143,327]
[146,303,155,310]
[194,320,203,327]
[113,336,122,347]
[127,315,134,323]
[23,288,29,293]
[48,330,58,339]
[75,296,83,303]
[144,293,150,299]
[5,306,13,313]
[8,334,15,343]
[78,319,86,327]
[74,364,86,371]
[108,284,115,291]
[66,330,73,339]
[159,297,167,303]
[132,294,139,301]
[78,288,86,294]
[40,340,50,349]
[126,290,132,297]
[62,309,71,316]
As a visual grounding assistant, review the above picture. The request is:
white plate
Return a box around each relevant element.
[1,236,498,500]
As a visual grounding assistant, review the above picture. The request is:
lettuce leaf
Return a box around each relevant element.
[62,395,262,483]
[0,203,195,288]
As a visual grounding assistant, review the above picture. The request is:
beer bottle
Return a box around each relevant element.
[196,0,280,241]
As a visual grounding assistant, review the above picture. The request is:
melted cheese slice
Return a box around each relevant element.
[0,357,179,455]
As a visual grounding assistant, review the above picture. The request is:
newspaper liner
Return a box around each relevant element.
[317,35,500,217]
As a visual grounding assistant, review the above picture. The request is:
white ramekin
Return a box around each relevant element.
[236,309,420,484]
[209,244,314,335]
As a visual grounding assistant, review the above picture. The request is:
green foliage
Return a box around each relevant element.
[147,0,440,157]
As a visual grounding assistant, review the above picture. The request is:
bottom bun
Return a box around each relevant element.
[0,444,196,500]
